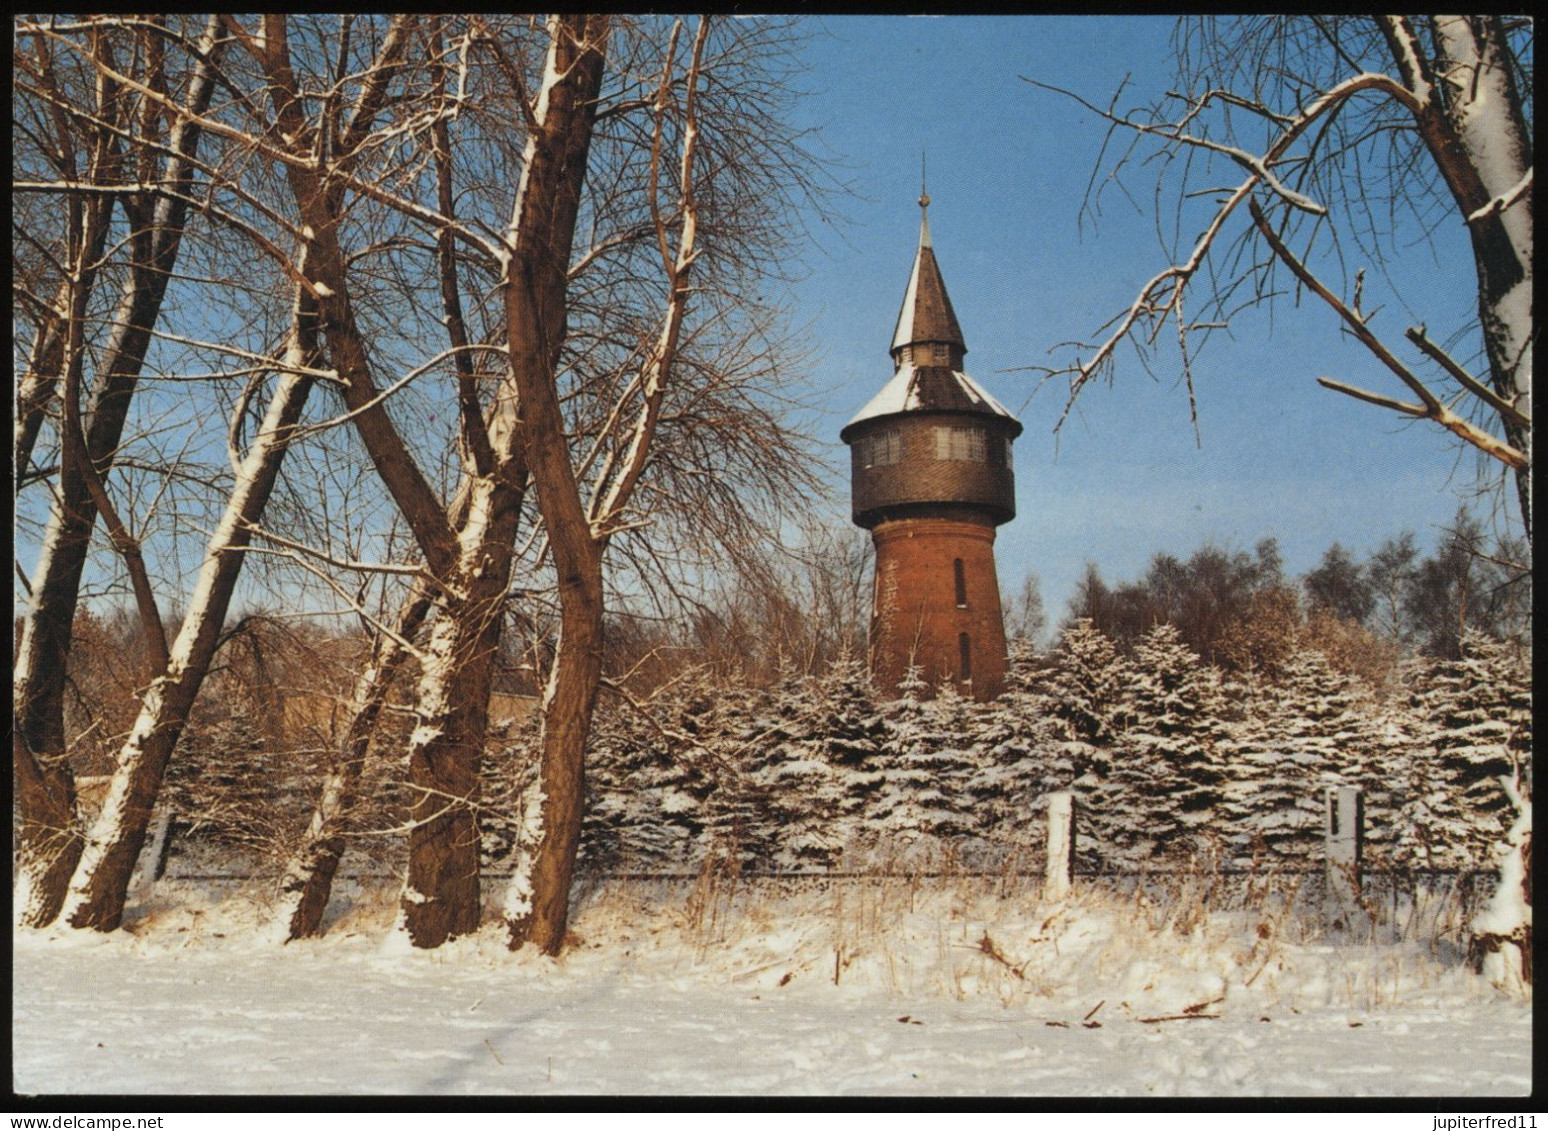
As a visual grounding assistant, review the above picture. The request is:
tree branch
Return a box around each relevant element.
[1249,200,1529,471]
[1405,325,1531,430]
[1465,166,1533,224]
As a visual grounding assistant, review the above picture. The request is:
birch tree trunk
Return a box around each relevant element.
[13,16,227,928]
[15,21,128,486]
[502,14,719,954]
[1380,15,1534,539]
[60,307,320,931]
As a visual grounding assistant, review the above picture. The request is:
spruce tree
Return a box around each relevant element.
[807,653,886,859]
[1108,624,1229,865]
[1410,632,1532,866]
[1226,648,1378,864]
[1039,621,1125,867]
[967,639,1079,860]
[1380,661,1451,869]
[739,669,846,869]
[864,667,972,860]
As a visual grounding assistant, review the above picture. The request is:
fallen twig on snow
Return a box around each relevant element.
[976,931,1029,980]
[1137,1013,1221,1024]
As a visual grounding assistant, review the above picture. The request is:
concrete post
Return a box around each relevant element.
[1324,786,1363,910]
[1045,791,1074,901]
[129,808,174,900]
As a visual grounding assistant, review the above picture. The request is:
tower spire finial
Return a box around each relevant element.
[918,149,932,247]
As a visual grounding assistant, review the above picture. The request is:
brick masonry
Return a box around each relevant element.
[869,516,1008,700]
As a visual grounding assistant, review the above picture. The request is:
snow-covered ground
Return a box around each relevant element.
[12,875,1532,1096]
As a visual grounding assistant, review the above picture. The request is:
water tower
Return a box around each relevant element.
[840,192,1021,699]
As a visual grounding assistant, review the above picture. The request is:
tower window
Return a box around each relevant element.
[861,429,901,468]
[935,426,987,462]
[1001,436,1013,469]
[954,558,967,607]
[933,342,950,364]
[959,633,972,681]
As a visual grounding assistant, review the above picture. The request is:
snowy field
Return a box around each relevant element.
[12,875,1532,1097]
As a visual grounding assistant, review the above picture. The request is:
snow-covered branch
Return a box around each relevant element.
[1022,68,1426,436]
[1466,166,1533,224]
[1249,200,1528,471]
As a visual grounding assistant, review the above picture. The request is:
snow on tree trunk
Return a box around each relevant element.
[128,808,174,901]
[396,476,522,949]
[1429,16,1534,538]
[1382,15,1534,538]
[274,584,433,942]
[497,14,610,956]
[12,18,228,928]
[59,343,317,931]
[11,712,82,928]
[1469,771,1532,993]
[501,781,547,927]
[504,596,603,953]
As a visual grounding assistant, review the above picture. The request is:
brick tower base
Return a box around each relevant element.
[869,516,1007,700]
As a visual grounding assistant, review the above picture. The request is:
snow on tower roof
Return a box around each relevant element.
[842,363,1021,437]
[843,192,1020,440]
[890,232,965,355]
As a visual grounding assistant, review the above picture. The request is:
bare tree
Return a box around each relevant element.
[1025,15,1532,540]
[17,14,828,946]
[271,579,433,940]
[1004,573,1048,648]
[499,15,841,952]
[244,15,827,950]
[56,281,324,930]
[12,15,229,927]
[15,11,443,930]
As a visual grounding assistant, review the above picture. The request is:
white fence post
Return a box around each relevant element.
[1324,786,1363,912]
[1044,791,1074,901]
[128,808,174,901]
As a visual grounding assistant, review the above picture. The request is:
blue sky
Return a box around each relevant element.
[784,15,1496,625]
[14,16,1504,633]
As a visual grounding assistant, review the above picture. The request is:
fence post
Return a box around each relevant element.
[129,808,174,901]
[1045,791,1075,901]
[1324,786,1363,913]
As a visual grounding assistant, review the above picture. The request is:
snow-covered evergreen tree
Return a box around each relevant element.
[804,653,886,859]
[861,668,973,860]
[1215,669,1272,867]
[1106,624,1229,865]
[689,676,771,864]
[738,669,847,869]
[581,693,696,867]
[962,639,1070,857]
[1407,632,1532,867]
[1222,648,1379,864]
[1038,621,1125,867]
[166,682,319,863]
[1362,675,1433,869]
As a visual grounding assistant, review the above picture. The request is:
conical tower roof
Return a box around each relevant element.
[842,194,1020,440]
[890,203,965,356]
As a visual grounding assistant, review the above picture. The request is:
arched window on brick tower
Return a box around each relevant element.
[839,190,1022,700]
